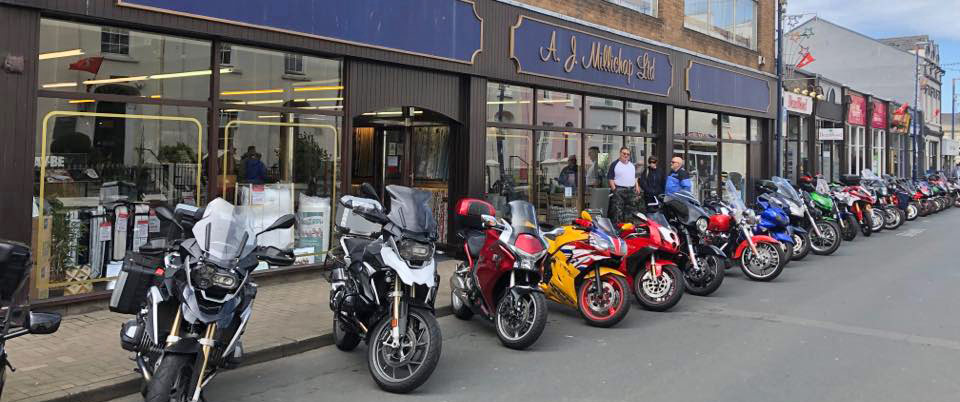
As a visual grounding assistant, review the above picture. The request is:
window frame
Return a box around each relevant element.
[605,0,658,18]
[100,26,130,55]
[683,0,759,51]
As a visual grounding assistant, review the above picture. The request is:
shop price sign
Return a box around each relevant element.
[847,93,866,126]
[510,16,673,96]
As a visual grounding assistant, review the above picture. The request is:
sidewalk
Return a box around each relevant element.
[4,259,458,402]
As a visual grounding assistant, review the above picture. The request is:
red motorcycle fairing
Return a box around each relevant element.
[732,235,779,259]
[472,231,518,313]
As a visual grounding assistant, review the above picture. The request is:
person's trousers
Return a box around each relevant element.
[608,187,639,223]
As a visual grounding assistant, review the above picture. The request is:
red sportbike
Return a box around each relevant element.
[838,174,878,237]
[615,212,685,311]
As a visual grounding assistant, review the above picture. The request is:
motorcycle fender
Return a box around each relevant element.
[789,225,807,235]
[582,267,626,281]
[732,235,778,259]
[695,244,726,259]
[647,259,676,277]
[772,231,793,244]
[381,247,436,288]
[508,284,544,300]
[164,337,201,354]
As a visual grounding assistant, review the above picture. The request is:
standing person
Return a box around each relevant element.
[558,155,578,189]
[606,147,641,223]
[585,146,603,187]
[638,156,665,209]
[665,156,692,195]
[243,153,267,184]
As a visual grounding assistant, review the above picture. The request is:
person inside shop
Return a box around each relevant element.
[243,152,267,184]
[638,156,665,209]
[558,154,578,189]
[607,147,641,223]
[585,146,603,187]
[665,156,692,195]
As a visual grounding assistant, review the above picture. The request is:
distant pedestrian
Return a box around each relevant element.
[665,156,692,195]
[638,156,665,208]
[606,147,641,223]
[558,155,578,188]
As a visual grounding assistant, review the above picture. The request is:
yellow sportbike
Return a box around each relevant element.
[540,212,631,327]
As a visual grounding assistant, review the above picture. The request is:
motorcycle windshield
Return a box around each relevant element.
[723,179,747,214]
[663,190,708,226]
[385,185,438,241]
[506,200,540,237]
[648,211,671,229]
[772,176,803,204]
[593,216,618,237]
[816,178,831,194]
[861,169,880,181]
[193,198,255,264]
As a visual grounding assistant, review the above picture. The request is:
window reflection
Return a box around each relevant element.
[485,128,532,213]
[585,97,623,131]
[538,91,582,128]
[487,83,533,125]
[536,132,580,226]
[220,45,342,112]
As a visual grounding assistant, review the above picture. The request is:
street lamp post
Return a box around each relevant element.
[912,41,929,180]
[776,0,786,177]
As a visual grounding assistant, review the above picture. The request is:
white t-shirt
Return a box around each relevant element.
[609,160,637,187]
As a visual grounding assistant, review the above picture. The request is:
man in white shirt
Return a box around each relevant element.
[606,147,641,222]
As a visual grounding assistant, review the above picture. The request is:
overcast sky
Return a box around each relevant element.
[785,0,960,114]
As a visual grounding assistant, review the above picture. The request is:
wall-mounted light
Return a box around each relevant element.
[817,94,825,100]
[801,89,810,96]
[808,91,817,98]
[793,88,802,94]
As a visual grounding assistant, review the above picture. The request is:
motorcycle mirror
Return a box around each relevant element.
[258,214,296,236]
[480,214,499,229]
[25,311,61,335]
[634,212,648,222]
[153,206,183,232]
[573,218,593,229]
[579,210,592,221]
[360,182,380,202]
[543,227,565,237]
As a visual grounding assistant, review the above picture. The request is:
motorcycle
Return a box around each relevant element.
[541,211,631,327]
[653,191,726,296]
[862,169,902,231]
[449,198,549,350]
[616,211,685,311]
[754,180,801,262]
[112,198,296,402]
[774,176,841,257]
[799,175,852,252]
[704,180,787,281]
[0,240,62,399]
[837,174,876,237]
[894,178,921,221]
[326,184,442,393]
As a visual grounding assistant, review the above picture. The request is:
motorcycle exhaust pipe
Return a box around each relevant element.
[135,355,152,382]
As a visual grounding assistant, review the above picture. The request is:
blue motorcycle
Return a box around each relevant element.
[753,180,807,264]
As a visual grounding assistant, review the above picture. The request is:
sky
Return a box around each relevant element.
[785,0,960,115]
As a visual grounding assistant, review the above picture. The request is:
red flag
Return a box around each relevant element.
[69,57,104,75]
[796,52,815,69]
[934,108,941,117]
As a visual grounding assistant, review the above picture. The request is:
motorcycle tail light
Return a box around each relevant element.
[515,233,545,255]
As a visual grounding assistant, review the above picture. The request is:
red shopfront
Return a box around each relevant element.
[845,92,867,175]
[868,98,888,175]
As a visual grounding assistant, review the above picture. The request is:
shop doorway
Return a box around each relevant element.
[352,107,457,241]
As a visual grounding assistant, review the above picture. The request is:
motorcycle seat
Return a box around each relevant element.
[343,237,373,263]
[463,229,486,259]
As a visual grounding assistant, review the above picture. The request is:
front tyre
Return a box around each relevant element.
[334,317,361,351]
[810,220,842,256]
[145,354,195,402]
[841,214,860,241]
[869,208,885,233]
[861,211,874,237]
[577,274,630,328]
[684,254,724,296]
[882,207,903,230]
[740,241,785,281]
[905,202,919,221]
[790,231,811,260]
[633,263,684,312]
[495,291,547,350]
[368,307,442,394]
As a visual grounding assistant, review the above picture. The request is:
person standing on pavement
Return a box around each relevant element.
[665,156,692,195]
[606,147,641,222]
[638,156,665,209]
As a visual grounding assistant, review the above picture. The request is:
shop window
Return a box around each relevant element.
[872,129,886,175]
[485,128,533,214]
[221,45,342,111]
[674,108,687,137]
[535,132,581,226]
[687,110,719,139]
[218,112,341,266]
[586,97,623,131]
[688,141,719,200]
[721,142,747,195]
[220,44,233,66]
[487,83,533,125]
[32,99,207,300]
[583,135,617,215]
[750,118,761,142]
[101,27,130,55]
[625,102,653,134]
[538,90,582,128]
[606,0,658,17]
[40,19,212,101]
[724,115,748,141]
[684,0,758,50]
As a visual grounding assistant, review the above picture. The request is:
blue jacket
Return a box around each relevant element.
[665,168,692,195]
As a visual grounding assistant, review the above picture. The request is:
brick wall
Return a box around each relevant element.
[514,0,776,74]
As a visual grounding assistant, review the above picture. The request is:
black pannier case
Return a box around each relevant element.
[109,251,163,314]
[839,174,862,186]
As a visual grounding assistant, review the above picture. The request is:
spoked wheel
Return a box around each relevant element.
[145,354,195,402]
[954,196,960,208]
[495,290,547,350]
[739,241,785,281]
[790,232,811,260]
[683,254,724,296]
[882,207,903,230]
[841,215,859,241]
[368,307,442,394]
[633,263,684,312]
[869,208,885,232]
[577,274,630,328]
[810,220,842,256]
[906,203,919,220]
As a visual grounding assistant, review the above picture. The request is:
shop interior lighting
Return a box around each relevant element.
[41,82,79,89]
[38,49,85,60]
[817,94,825,100]
[293,86,344,92]
[83,68,234,85]
[486,100,532,105]
[221,89,285,96]
[801,89,810,96]
[793,88,802,94]
[68,99,96,104]
[257,115,282,119]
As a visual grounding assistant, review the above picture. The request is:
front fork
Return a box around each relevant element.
[807,212,823,238]
[685,231,701,272]
[164,307,219,402]
[388,278,408,349]
[742,226,759,256]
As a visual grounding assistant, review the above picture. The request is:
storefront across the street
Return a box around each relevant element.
[1,0,775,303]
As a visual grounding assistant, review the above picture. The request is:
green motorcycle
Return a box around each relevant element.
[797,176,843,256]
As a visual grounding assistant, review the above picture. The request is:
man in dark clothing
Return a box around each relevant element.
[558,155,578,188]
[606,147,641,223]
[243,153,267,184]
[638,156,665,209]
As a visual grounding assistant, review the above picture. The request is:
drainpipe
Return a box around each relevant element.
[776,0,785,178]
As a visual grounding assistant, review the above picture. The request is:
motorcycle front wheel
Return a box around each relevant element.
[841,214,860,241]
[577,274,630,328]
[368,307,442,394]
[906,202,919,221]
[634,263,684,312]
[495,290,547,350]
[145,354,195,402]
[861,211,874,237]
[810,220,842,256]
[882,207,904,230]
[954,196,960,208]
[684,255,724,296]
[869,208,885,233]
[739,241,785,281]
[790,231,811,260]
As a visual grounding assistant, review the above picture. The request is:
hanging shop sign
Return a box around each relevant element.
[942,138,958,156]
[510,16,673,96]
[686,61,771,113]
[847,93,866,126]
[784,91,813,115]
[818,128,844,141]
[117,0,484,64]
[871,100,887,129]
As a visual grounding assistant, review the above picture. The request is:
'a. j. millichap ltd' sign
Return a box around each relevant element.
[510,16,672,96]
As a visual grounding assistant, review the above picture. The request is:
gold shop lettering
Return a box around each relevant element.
[539,30,655,83]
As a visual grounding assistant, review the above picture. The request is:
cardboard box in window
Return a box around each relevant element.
[30,215,52,300]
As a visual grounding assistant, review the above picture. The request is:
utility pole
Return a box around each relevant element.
[912,42,928,180]
[776,0,785,177]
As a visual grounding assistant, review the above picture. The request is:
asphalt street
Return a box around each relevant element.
[113,210,960,402]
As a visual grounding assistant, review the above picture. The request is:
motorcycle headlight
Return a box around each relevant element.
[211,270,240,290]
[193,264,240,291]
[398,240,434,262]
[696,217,709,233]
[516,258,538,271]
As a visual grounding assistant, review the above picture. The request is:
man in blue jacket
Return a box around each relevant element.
[665,156,692,195]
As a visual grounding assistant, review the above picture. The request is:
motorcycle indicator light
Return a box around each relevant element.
[515,233,545,255]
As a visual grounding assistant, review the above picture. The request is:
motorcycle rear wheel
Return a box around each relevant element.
[578,275,630,328]
[810,220,842,256]
[684,255,724,296]
[790,232,811,261]
[368,307,442,394]
[495,291,547,350]
[739,241,785,281]
[145,354,195,402]
[841,215,859,241]
[634,263,684,312]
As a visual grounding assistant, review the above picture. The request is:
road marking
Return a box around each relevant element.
[684,305,960,351]
[897,228,926,237]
